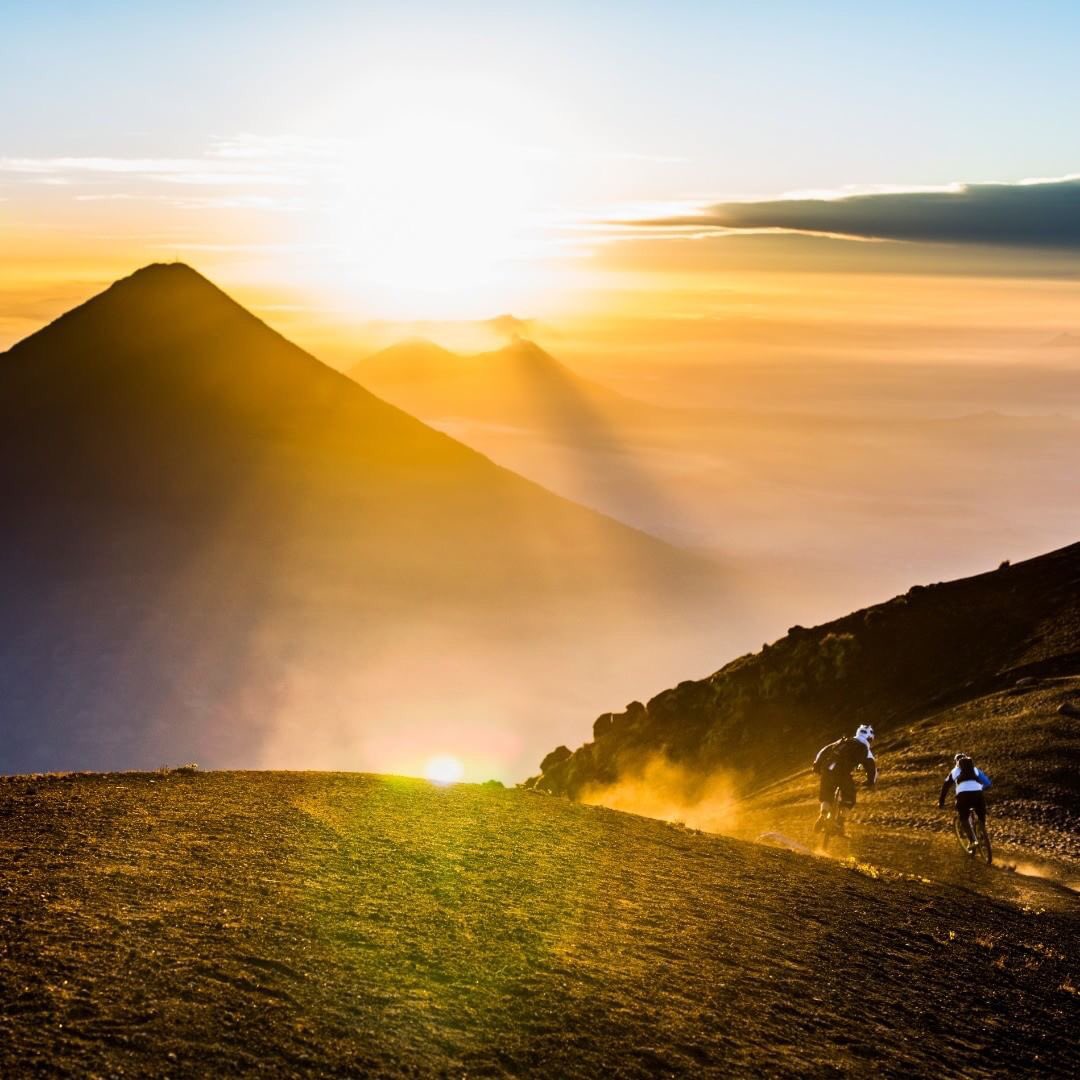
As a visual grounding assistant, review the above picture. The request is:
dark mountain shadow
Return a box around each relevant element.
[352,337,695,542]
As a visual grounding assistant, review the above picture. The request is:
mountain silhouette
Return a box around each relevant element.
[353,337,664,435]
[0,265,732,775]
[351,336,703,546]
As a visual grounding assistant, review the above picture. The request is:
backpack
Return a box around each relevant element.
[815,736,849,773]
[956,756,977,783]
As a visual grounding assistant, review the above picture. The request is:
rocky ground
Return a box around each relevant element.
[0,771,1077,1077]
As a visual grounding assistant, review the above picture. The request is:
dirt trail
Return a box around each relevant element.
[738,681,1080,912]
[757,824,1078,914]
[1,772,1077,1077]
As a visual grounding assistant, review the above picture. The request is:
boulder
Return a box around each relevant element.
[540,745,572,773]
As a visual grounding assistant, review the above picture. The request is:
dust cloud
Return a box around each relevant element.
[1002,860,1080,893]
[579,754,741,835]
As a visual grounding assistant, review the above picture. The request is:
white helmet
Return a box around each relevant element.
[855,724,875,746]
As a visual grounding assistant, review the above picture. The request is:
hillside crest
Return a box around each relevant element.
[530,542,1080,796]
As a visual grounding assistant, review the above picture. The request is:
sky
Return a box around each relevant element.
[2,1,1079,353]
[2,2,1079,780]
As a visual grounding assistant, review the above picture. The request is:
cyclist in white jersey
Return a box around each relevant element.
[938,753,992,853]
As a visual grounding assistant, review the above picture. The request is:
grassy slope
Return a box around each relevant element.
[1,773,1077,1077]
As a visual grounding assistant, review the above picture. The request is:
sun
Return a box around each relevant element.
[425,754,465,785]
[302,75,553,319]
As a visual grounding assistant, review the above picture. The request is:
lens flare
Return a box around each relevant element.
[425,755,465,785]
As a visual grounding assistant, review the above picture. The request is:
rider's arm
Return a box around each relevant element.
[864,751,877,787]
[938,774,954,808]
[976,768,992,790]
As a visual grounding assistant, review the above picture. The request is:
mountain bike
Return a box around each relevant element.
[953,807,992,865]
[820,784,846,851]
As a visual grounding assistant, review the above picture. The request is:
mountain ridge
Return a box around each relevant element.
[351,335,664,430]
[530,540,1080,804]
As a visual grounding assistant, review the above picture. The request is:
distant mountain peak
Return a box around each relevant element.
[105,261,241,308]
[471,339,563,374]
[382,338,457,358]
[127,260,202,280]
[6,260,265,364]
[493,338,550,359]
[101,261,227,303]
[353,335,651,420]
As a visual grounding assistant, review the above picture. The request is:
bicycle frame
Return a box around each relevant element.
[953,808,992,865]
[821,785,845,850]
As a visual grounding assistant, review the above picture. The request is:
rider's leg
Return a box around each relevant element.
[955,793,977,843]
[830,775,855,835]
[839,775,856,811]
[815,772,834,831]
[972,792,987,831]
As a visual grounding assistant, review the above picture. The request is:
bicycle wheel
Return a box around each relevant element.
[953,812,973,854]
[972,816,992,865]
[822,786,844,851]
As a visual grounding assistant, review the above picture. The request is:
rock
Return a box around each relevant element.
[540,746,572,773]
[1057,702,1080,719]
[593,713,615,739]
[1015,677,1040,688]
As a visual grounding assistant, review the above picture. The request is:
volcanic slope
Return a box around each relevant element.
[1,772,1076,1078]
[0,265,729,775]
[738,676,1080,893]
[531,542,1080,870]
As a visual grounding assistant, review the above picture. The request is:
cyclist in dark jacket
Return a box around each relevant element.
[939,753,992,853]
[813,724,877,834]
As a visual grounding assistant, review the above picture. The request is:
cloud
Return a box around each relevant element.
[167,241,326,254]
[1,156,304,187]
[74,192,147,202]
[0,136,348,194]
[0,154,300,188]
[626,176,1080,250]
